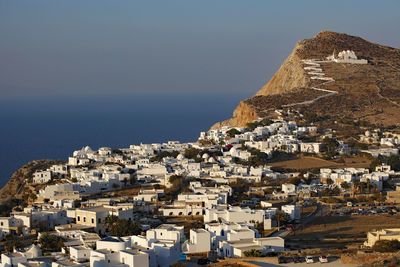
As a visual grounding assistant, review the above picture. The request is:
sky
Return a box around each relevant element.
[0,0,399,98]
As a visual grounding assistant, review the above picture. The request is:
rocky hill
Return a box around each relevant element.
[0,159,64,203]
[211,31,400,129]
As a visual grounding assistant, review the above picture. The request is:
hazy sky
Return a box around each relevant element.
[1,0,399,97]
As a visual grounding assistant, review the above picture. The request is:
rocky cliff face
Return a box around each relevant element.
[211,101,259,129]
[255,50,309,96]
[211,31,400,129]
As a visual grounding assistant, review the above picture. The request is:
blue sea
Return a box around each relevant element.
[0,93,248,188]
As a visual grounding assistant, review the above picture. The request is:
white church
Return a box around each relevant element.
[327,50,368,64]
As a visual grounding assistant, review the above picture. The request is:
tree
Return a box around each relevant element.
[246,122,258,131]
[273,211,288,229]
[260,118,273,126]
[103,215,141,237]
[321,187,340,197]
[373,240,400,252]
[323,137,339,159]
[129,174,137,185]
[303,111,318,123]
[254,222,264,237]
[103,215,119,235]
[229,180,250,204]
[29,193,37,201]
[387,155,400,171]
[341,181,350,189]
[39,233,65,252]
[184,148,200,159]
[366,179,371,194]
[150,151,179,162]
[112,149,123,155]
[244,249,262,257]
[167,175,190,200]
[326,178,334,185]
[73,199,81,208]
[122,177,128,187]
[4,234,21,252]
[227,128,240,138]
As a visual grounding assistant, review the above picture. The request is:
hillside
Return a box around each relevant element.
[211,31,400,129]
[0,159,64,203]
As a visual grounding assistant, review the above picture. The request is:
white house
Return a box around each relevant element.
[70,246,91,263]
[33,170,52,184]
[204,206,267,228]
[282,183,296,194]
[0,217,27,237]
[133,189,164,203]
[220,237,284,257]
[90,248,148,267]
[182,229,211,254]
[205,222,259,251]
[0,244,42,267]
[300,143,322,154]
[281,205,301,221]
[130,224,183,267]
[75,205,134,235]
[146,224,185,243]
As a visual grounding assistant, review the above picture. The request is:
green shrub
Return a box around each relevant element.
[373,240,400,252]
[39,233,65,252]
[244,248,262,257]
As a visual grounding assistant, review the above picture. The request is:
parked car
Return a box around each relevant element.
[278,256,287,264]
[305,255,314,263]
[293,255,302,263]
[319,255,328,263]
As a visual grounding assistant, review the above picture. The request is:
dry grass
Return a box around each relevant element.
[286,214,400,249]
[269,156,371,170]
[301,205,318,217]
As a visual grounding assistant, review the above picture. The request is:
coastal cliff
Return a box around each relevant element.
[0,159,64,203]
[211,31,400,129]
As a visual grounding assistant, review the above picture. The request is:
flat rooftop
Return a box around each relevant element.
[192,229,208,233]
[77,206,111,212]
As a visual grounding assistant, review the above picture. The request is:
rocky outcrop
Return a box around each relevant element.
[212,31,400,129]
[0,159,64,203]
[211,101,259,129]
[255,51,309,96]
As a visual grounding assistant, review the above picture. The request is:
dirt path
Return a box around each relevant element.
[282,60,338,108]
[376,84,400,107]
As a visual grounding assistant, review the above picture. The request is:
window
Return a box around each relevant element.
[91,218,94,224]
[98,218,101,223]
[83,217,86,223]
[77,216,80,222]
